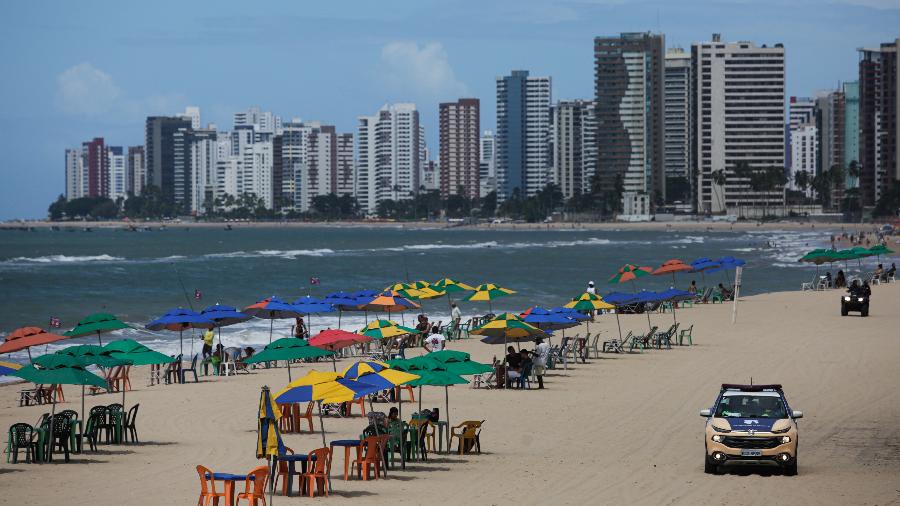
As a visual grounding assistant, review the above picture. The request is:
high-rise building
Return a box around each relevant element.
[815,90,845,177]
[479,131,496,198]
[127,146,145,196]
[189,129,218,214]
[858,39,899,206]
[146,116,193,200]
[790,124,817,193]
[843,81,861,188]
[302,124,337,212]
[421,160,439,192]
[664,48,693,207]
[234,107,281,134]
[439,98,480,199]
[82,137,108,198]
[550,99,596,199]
[336,133,355,198]
[182,106,201,130]
[64,148,85,200]
[356,103,426,213]
[789,97,816,130]
[594,32,666,212]
[496,70,551,200]
[108,146,126,202]
[692,34,786,214]
[242,139,274,209]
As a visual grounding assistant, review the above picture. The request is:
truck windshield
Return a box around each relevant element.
[716,394,787,418]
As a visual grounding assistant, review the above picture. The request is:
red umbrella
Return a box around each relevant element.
[308,329,373,371]
[0,327,71,362]
[652,259,694,288]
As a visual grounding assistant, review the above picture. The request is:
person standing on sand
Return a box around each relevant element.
[450,303,462,337]
[424,329,446,353]
[688,280,697,294]
[293,317,307,339]
[201,328,214,359]
[586,281,596,295]
[533,338,548,389]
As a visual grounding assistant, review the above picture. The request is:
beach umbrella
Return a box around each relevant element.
[344,290,381,324]
[601,292,639,342]
[608,264,653,291]
[0,360,23,376]
[563,293,615,336]
[244,297,304,345]
[550,307,590,321]
[652,259,694,287]
[200,304,251,361]
[243,338,334,382]
[426,350,493,376]
[275,370,382,447]
[51,345,133,427]
[341,360,389,379]
[309,329,373,371]
[689,258,721,285]
[0,327,70,362]
[13,358,108,461]
[145,308,215,358]
[393,359,468,454]
[64,313,130,347]
[358,319,419,340]
[356,291,420,326]
[323,291,360,328]
[867,244,894,262]
[103,339,176,366]
[256,385,285,504]
[432,278,476,310]
[519,307,581,331]
[471,317,546,345]
[462,283,516,314]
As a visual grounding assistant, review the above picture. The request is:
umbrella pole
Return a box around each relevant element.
[646,309,652,333]
[269,319,274,345]
[97,331,103,347]
[317,401,327,447]
[399,393,405,470]
[338,310,342,330]
[287,361,291,382]
[444,385,450,454]
[331,354,337,372]
[179,329,184,359]
[418,386,422,413]
[47,388,58,462]
[81,385,86,434]
[615,310,623,341]
[27,348,33,364]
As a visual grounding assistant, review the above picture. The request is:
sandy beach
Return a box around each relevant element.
[2,283,899,505]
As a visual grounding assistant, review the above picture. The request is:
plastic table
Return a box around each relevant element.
[281,453,316,497]
[207,472,252,506]
[330,439,361,480]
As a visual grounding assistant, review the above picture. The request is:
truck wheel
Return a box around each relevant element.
[841,304,848,316]
[704,455,718,474]
[861,305,869,317]
[784,457,798,476]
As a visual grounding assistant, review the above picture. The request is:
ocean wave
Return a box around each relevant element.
[2,254,125,264]
[205,249,335,260]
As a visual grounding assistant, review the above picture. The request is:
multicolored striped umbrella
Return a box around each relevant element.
[564,292,615,311]
[357,290,421,314]
[0,360,23,376]
[244,296,304,345]
[462,283,516,313]
[342,360,389,379]
[608,264,653,284]
[471,317,546,344]
[256,384,284,504]
[357,319,419,340]
[431,278,476,293]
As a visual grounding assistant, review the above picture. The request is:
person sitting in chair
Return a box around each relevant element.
[505,346,522,387]
[717,283,734,301]
[517,350,534,389]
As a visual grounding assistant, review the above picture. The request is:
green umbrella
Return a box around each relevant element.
[56,345,131,369]
[427,350,493,375]
[13,359,108,461]
[102,339,176,366]
[243,338,334,382]
[868,244,894,256]
[64,313,130,347]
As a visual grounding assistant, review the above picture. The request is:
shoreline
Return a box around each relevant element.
[0,218,869,233]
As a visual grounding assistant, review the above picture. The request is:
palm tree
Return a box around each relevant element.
[711,169,727,214]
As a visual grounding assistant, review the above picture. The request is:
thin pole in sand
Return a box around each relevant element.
[398,390,406,470]
[444,385,450,455]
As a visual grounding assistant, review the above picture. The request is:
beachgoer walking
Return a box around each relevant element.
[450,303,462,338]
[586,281,596,295]
[533,338,548,389]
[201,328,214,359]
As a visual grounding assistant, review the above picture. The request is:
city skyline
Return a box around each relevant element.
[2,0,900,219]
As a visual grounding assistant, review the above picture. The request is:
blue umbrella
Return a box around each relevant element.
[603,292,646,336]
[245,296,304,344]
[690,257,722,286]
[550,307,590,321]
[350,289,382,324]
[657,288,694,325]
[520,307,580,330]
[292,297,336,336]
[201,304,252,362]
[706,256,747,274]
[324,291,361,328]
[146,308,215,357]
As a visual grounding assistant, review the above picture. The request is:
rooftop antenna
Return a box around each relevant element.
[750,376,754,386]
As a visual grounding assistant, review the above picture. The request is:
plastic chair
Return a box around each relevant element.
[351,436,382,480]
[123,404,140,443]
[450,420,484,455]
[300,447,331,497]
[180,354,199,384]
[196,464,227,506]
[277,404,296,433]
[47,414,72,462]
[297,402,315,433]
[82,410,105,452]
[346,397,367,417]
[678,325,694,346]
[107,403,124,443]
[165,355,183,384]
[7,423,38,463]
[236,465,269,505]
[272,447,295,496]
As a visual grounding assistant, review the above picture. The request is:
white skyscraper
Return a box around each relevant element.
[479,131,496,197]
[189,129,218,214]
[693,35,786,214]
[356,103,425,213]
[664,48,693,207]
[550,100,596,199]
[790,124,818,194]
[182,106,201,129]
[496,70,551,199]
[242,139,274,209]
[108,146,127,201]
[65,148,85,200]
[234,107,281,134]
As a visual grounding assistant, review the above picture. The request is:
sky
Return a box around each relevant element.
[1,0,899,220]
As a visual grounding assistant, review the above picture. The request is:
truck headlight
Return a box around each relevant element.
[712,435,723,443]
[858,297,865,302]
[780,436,791,444]
[843,296,851,301]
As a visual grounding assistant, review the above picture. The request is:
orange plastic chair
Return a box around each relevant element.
[394,385,415,402]
[196,465,227,506]
[346,397,367,417]
[297,402,315,433]
[277,404,296,433]
[351,436,381,480]
[450,420,484,455]
[272,447,294,496]
[300,447,332,497]
[236,465,269,505]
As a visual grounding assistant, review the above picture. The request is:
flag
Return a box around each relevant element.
[310,277,321,285]
[194,289,203,300]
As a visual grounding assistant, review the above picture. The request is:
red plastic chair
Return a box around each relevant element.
[196,465,226,506]
[277,404,296,433]
[300,447,332,497]
[297,401,315,433]
[351,436,381,480]
[272,446,294,496]
[236,465,269,505]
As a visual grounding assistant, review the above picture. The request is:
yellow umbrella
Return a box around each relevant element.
[462,283,516,313]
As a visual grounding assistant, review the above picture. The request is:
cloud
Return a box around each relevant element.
[56,63,122,116]
[379,42,468,99]
[55,63,187,122]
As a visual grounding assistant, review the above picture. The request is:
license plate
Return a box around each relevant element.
[740,449,762,457]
